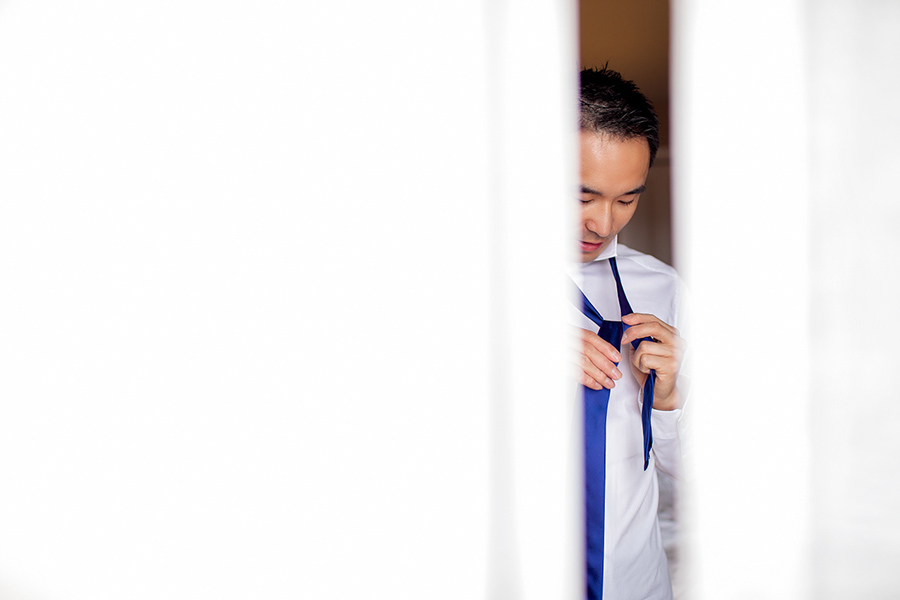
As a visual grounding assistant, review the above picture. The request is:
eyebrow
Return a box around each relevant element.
[580,184,646,196]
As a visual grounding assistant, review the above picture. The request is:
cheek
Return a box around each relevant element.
[613,204,638,231]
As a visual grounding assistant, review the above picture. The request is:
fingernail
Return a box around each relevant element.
[612,367,622,379]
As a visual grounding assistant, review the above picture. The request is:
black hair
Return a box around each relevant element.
[580,67,660,166]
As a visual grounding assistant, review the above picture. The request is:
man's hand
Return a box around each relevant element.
[621,313,684,411]
[572,327,624,391]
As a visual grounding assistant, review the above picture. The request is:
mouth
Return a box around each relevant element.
[581,240,603,253]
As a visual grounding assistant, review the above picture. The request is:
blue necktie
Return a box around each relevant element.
[573,257,656,600]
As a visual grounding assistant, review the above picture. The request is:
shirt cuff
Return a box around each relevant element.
[651,407,682,440]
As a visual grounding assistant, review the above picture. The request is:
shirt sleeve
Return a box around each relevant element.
[650,405,684,480]
[652,274,692,481]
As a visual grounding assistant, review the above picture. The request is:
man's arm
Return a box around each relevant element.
[619,311,686,479]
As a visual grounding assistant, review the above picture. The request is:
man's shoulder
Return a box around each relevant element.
[615,244,683,322]
[616,244,679,281]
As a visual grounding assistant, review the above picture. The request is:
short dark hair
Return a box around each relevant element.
[580,67,659,166]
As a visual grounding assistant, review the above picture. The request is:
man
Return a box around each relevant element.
[570,67,686,600]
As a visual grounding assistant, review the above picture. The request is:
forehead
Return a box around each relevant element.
[580,132,651,193]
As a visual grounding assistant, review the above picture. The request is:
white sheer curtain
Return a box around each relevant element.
[0,1,578,598]
[805,2,900,597]
[671,1,813,597]
[673,1,900,598]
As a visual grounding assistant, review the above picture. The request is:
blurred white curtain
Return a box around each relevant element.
[673,0,900,598]
[0,1,578,598]
[805,2,900,597]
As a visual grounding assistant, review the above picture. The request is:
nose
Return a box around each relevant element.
[583,202,613,238]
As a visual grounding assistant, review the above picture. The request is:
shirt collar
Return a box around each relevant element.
[590,235,618,263]
[567,236,618,281]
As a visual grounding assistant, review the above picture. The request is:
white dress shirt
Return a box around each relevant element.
[567,237,687,600]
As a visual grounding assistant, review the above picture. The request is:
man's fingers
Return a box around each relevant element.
[622,312,677,331]
[631,348,681,407]
[579,372,606,391]
[583,345,623,379]
[622,324,677,346]
[581,330,621,363]
[572,327,622,389]
[620,313,679,345]
[631,342,678,376]
[580,354,619,388]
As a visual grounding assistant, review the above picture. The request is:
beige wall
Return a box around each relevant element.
[580,0,673,265]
